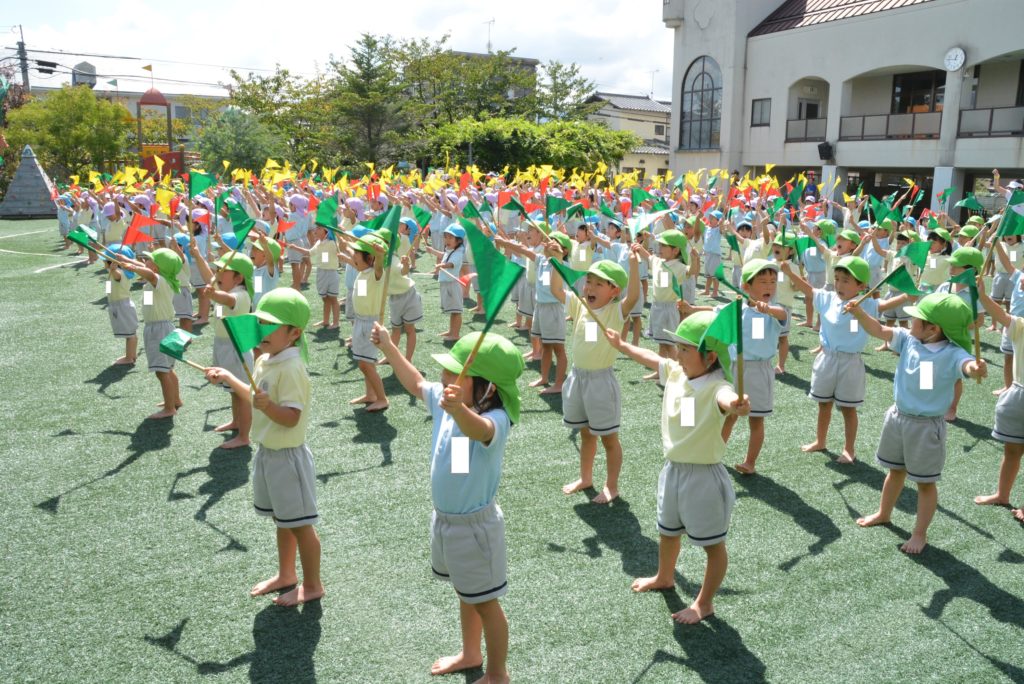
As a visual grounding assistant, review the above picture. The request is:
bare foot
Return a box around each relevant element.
[562,479,592,495]
[801,441,826,453]
[441,336,460,342]
[798,322,814,328]
[113,356,136,366]
[522,352,535,361]
[974,493,1010,506]
[366,400,390,413]
[147,409,176,420]
[431,652,483,676]
[349,395,376,405]
[992,387,1008,396]
[471,673,509,684]
[836,450,856,464]
[734,462,755,475]
[250,574,297,597]
[327,324,339,330]
[631,575,674,593]
[944,409,957,423]
[900,534,927,554]
[315,320,328,327]
[1013,508,1024,522]
[437,331,454,338]
[214,421,238,433]
[376,358,391,366]
[810,346,823,354]
[220,436,250,450]
[986,324,998,332]
[592,486,618,504]
[528,377,548,388]
[195,318,209,325]
[539,385,562,395]
[856,511,890,527]
[274,583,324,607]
[157,400,184,409]
[672,603,714,624]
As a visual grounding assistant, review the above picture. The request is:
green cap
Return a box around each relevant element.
[899,230,921,242]
[662,310,732,382]
[880,217,896,232]
[835,255,870,285]
[353,234,388,254]
[251,236,282,263]
[928,227,952,243]
[217,252,255,300]
[587,260,628,290]
[549,232,572,254]
[772,233,797,249]
[431,332,525,423]
[966,215,985,227]
[741,258,780,284]
[656,229,689,254]
[816,219,838,236]
[904,293,973,353]
[948,246,983,269]
[838,229,862,246]
[146,248,183,294]
[255,287,311,361]
[958,226,979,239]
[530,221,552,236]
[376,228,392,245]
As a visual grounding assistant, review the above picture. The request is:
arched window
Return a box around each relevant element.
[679,56,722,150]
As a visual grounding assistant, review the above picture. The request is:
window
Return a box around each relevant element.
[679,55,722,150]
[798,99,819,120]
[655,124,666,136]
[173,105,192,121]
[751,98,771,126]
[892,70,945,113]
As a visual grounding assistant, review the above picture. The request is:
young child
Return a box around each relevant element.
[288,224,340,328]
[606,312,749,623]
[527,232,571,394]
[920,227,953,291]
[120,248,183,419]
[250,233,282,308]
[770,234,798,374]
[496,222,548,361]
[385,228,424,364]
[205,288,323,606]
[550,255,640,504]
[990,234,1022,334]
[975,276,1024,521]
[990,240,1024,396]
[339,232,389,412]
[702,210,723,297]
[847,293,987,553]
[168,234,195,333]
[636,229,692,374]
[935,246,985,422]
[371,325,523,682]
[103,243,138,366]
[426,225,467,341]
[879,231,919,335]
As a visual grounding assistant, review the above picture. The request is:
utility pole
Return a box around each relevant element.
[484,18,495,54]
[16,25,29,93]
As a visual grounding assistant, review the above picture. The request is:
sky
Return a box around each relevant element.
[2,1,675,100]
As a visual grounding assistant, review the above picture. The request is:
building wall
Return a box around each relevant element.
[619,152,670,180]
[975,60,1020,108]
[588,104,670,143]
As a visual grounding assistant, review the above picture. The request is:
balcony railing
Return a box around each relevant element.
[785,118,827,142]
[958,106,1024,138]
[839,111,941,140]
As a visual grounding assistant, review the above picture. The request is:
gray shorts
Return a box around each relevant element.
[189,266,207,289]
[682,276,696,304]
[344,287,356,321]
[108,298,138,338]
[172,287,194,321]
[316,268,340,297]
[657,461,735,546]
[704,252,722,278]
[993,383,1024,444]
[650,301,681,345]
[286,237,307,265]
[214,336,253,391]
[351,315,378,363]
[440,281,464,314]
[1000,327,1014,355]
[389,288,424,327]
[992,273,1013,302]
[563,366,621,435]
[430,226,445,251]
[530,301,566,344]
[742,359,774,417]
[253,443,319,528]
[629,286,645,319]
[778,305,792,337]
[143,320,176,373]
[807,271,826,289]
[809,350,865,407]
[875,405,946,483]
[431,501,508,604]
[882,288,911,321]
[517,282,536,317]
[732,264,742,289]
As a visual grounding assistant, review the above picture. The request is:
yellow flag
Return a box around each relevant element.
[141,64,153,72]
[156,187,174,214]
[595,161,608,177]
[264,158,280,170]
[664,169,674,184]
[831,177,842,193]
[222,159,230,171]
[765,163,776,174]
[365,162,375,175]
[843,192,854,204]
[153,155,165,178]
[903,177,915,188]
[310,159,318,173]
[69,175,80,186]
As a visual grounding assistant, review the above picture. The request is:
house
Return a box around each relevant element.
[588,92,672,179]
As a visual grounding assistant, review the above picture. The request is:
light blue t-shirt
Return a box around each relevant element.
[438,245,465,284]
[252,264,280,307]
[802,245,826,274]
[733,303,782,361]
[535,256,562,305]
[703,225,722,254]
[890,328,972,417]
[424,382,511,515]
[862,237,889,270]
[813,289,878,352]
[606,241,629,270]
[1009,270,1024,316]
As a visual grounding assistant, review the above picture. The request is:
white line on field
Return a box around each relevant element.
[0,247,73,258]
[34,258,89,273]
[0,230,48,239]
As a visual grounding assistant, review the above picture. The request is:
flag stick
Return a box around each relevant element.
[850,279,887,308]
[377,262,393,321]
[454,326,490,387]
[180,358,209,373]
[973,322,983,386]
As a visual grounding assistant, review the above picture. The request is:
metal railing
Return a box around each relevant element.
[839,111,941,140]
[958,106,1024,138]
[785,118,827,142]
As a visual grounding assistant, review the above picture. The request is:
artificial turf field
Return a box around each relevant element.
[2,217,1023,684]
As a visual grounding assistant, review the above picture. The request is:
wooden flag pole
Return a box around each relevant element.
[454,329,490,387]
[181,358,210,373]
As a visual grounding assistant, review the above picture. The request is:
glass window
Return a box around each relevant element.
[679,56,722,150]
[751,98,770,126]
[655,124,666,136]
[892,71,945,113]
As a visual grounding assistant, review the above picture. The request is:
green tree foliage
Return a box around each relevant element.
[196,107,285,171]
[5,85,131,177]
[536,60,602,121]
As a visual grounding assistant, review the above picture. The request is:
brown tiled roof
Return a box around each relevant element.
[749,0,936,36]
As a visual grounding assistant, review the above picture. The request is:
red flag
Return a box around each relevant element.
[459,173,472,193]
[307,195,320,214]
[539,176,549,197]
[169,196,181,218]
[367,183,381,202]
[149,204,158,218]
[519,191,533,205]
[524,202,543,215]
[703,198,717,212]
[276,220,296,235]
[497,191,513,209]
[123,213,159,244]
[194,212,211,226]
[50,186,58,200]
[621,199,632,218]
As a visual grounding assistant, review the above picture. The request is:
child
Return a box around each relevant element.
[935,246,985,421]
[385,229,424,364]
[990,240,1024,396]
[702,210,723,297]
[847,293,987,553]
[120,248,183,419]
[606,312,749,623]
[288,224,340,328]
[593,221,645,346]
[770,234,798,374]
[250,233,282,308]
[204,288,323,606]
[974,276,1024,520]
[528,232,571,393]
[990,234,1022,334]
[371,325,523,682]
[639,228,693,369]
[339,232,389,412]
[920,227,953,291]
[879,231,919,334]
[550,256,640,504]
[168,234,195,333]
[103,243,138,366]
[425,225,467,341]
[191,243,256,449]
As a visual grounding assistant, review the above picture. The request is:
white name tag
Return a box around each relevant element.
[215,304,224,318]
[808,247,818,257]
[321,252,329,264]
[1012,250,1019,262]
[580,247,587,260]
[143,290,153,306]
[585,320,598,342]
[542,271,550,287]
[254,275,263,293]
[659,271,669,288]
[929,258,937,269]
[451,436,470,474]
[777,271,785,282]
[919,360,933,390]
[752,316,765,340]
[105,280,112,295]
[850,319,859,333]
[679,397,695,427]
[356,279,367,297]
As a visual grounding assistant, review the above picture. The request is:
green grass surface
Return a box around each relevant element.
[2,218,1023,683]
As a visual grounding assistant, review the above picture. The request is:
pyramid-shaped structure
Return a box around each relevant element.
[0,145,57,219]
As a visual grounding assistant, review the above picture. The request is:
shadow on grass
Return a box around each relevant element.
[733,472,842,571]
[168,446,252,553]
[773,370,810,395]
[631,613,767,683]
[937,617,1024,682]
[341,399,399,468]
[36,419,173,514]
[144,601,323,682]
[83,363,134,398]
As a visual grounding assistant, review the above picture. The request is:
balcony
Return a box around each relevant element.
[958,106,1024,138]
[839,112,941,141]
[785,118,826,142]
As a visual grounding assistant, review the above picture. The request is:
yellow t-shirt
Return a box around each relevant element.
[743,238,770,264]
[105,218,126,243]
[310,239,339,270]
[570,241,593,272]
[214,286,252,339]
[659,361,732,464]
[387,261,415,296]
[143,274,175,323]
[996,242,1023,274]
[775,263,797,308]
[822,248,840,286]
[920,253,951,287]
[353,268,385,317]
[567,292,625,370]
[650,257,689,303]
[108,271,131,302]
[1011,316,1024,386]
[251,347,311,449]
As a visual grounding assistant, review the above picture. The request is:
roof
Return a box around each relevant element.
[138,88,169,106]
[632,144,670,155]
[590,92,672,114]
[749,0,936,36]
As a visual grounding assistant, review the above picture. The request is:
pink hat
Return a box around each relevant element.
[102,202,117,218]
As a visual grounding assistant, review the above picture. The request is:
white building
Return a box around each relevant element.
[663,0,1024,213]
[587,92,672,179]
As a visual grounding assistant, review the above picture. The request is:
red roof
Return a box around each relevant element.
[750,0,935,36]
[138,88,169,106]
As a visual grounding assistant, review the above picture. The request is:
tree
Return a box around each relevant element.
[5,85,131,178]
[536,61,601,121]
[196,107,285,171]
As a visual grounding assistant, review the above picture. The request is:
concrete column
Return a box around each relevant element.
[827,79,852,149]
[937,69,964,168]
[931,166,964,213]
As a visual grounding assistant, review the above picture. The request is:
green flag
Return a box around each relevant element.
[700,298,743,358]
[725,233,741,255]
[222,314,281,360]
[771,196,787,215]
[896,241,931,270]
[928,215,941,230]
[549,258,590,296]
[478,197,494,216]
[631,187,656,206]
[599,199,617,219]
[189,171,217,198]
[381,206,402,266]
[413,205,432,228]
[500,196,528,219]
[159,328,197,362]
[912,189,925,205]
[214,189,232,217]
[997,190,1024,237]
[955,193,984,212]
[545,195,572,220]
[949,267,979,315]
[566,202,586,219]
[672,175,685,190]
[713,263,749,299]
[462,222,525,329]
[877,264,925,295]
[67,225,100,251]
[364,210,389,232]
[651,199,671,212]
[315,196,339,232]
[707,175,719,190]
[787,181,805,208]
[462,200,483,220]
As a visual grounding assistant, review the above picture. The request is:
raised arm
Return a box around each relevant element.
[370,322,429,400]
[844,301,893,342]
[604,327,662,370]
